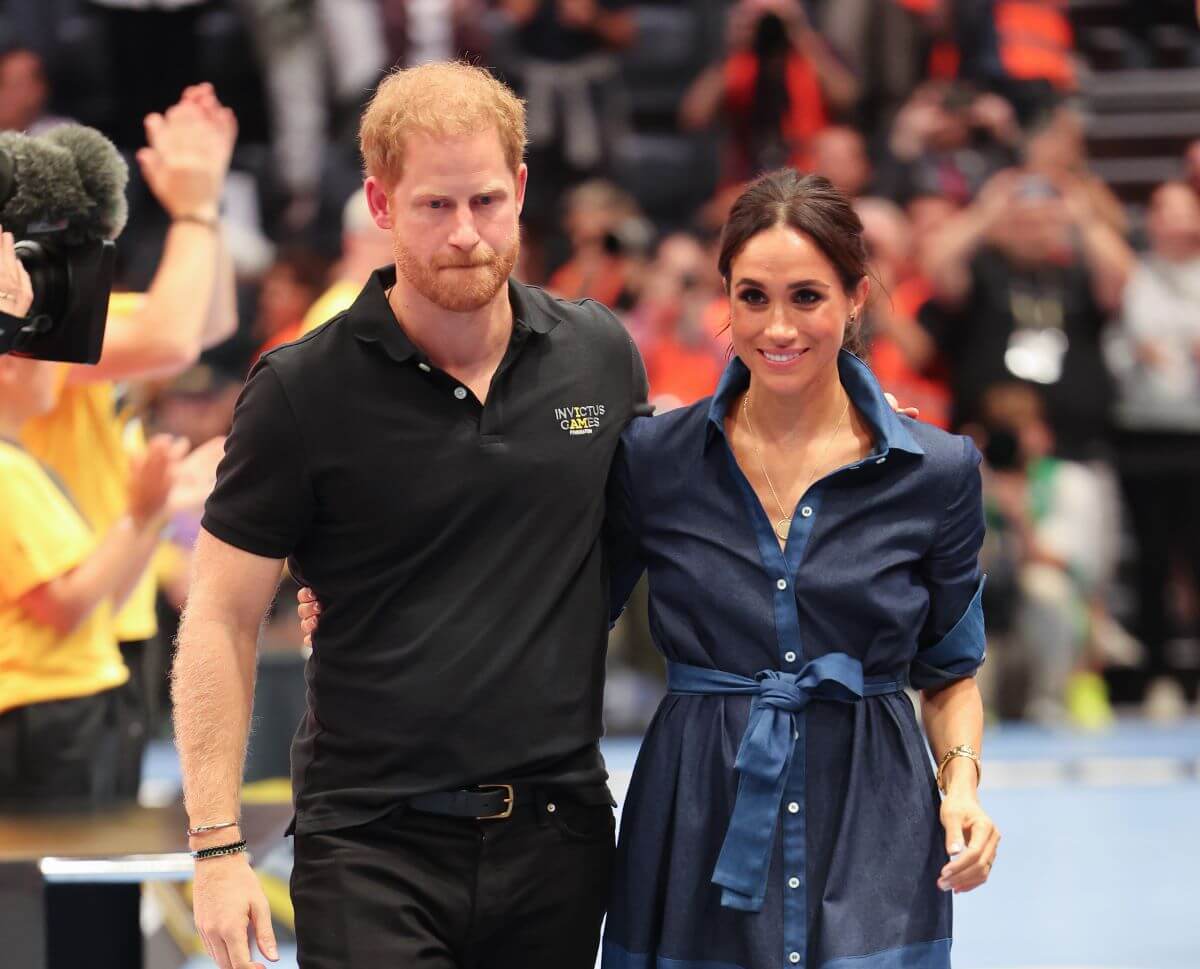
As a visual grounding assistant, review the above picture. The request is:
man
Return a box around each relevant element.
[174,61,646,969]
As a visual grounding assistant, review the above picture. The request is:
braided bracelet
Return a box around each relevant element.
[191,839,248,861]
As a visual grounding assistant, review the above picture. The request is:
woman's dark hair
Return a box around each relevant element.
[718,169,868,354]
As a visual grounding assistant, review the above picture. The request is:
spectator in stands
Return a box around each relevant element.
[499,0,636,231]
[918,165,1134,460]
[546,179,650,309]
[948,0,1076,124]
[972,382,1116,728]
[1107,180,1200,720]
[0,232,215,806]
[300,191,394,336]
[1024,105,1126,236]
[818,0,940,135]
[1184,139,1200,197]
[856,196,953,428]
[886,80,1021,204]
[0,43,65,135]
[626,232,726,411]
[813,125,874,199]
[20,84,236,795]
[253,247,329,358]
[680,0,857,186]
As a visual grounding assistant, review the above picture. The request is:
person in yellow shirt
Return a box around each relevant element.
[19,83,237,798]
[298,189,393,336]
[0,246,178,805]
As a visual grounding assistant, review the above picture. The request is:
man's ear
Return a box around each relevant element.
[364,177,394,230]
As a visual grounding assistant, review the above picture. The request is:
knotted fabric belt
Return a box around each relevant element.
[667,655,903,912]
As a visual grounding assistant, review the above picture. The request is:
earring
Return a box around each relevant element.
[848,311,857,323]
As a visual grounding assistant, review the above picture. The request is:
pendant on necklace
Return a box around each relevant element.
[775,518,792,541]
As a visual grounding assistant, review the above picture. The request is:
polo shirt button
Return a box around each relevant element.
[875,456,887,465]
[789,953,801,964]
[417,362,431,373]
[787,801,799,814]
[454,387,468,400]
[546,803,557,813]
[784,651,797,663]
[788,877,800,889]
[800,506,813,518]
[776,578,788,591]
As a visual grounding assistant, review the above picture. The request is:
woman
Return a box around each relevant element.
[297,170,998,968]
[601,170,997,969]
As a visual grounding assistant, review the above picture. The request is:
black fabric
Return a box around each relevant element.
[0,687,124,809]
[291,796,615,969]
[917,249,1113,459]
[203,268,648,834]
[1117,440,1200,682]
[516,0,630,62]
[116,637,157,801]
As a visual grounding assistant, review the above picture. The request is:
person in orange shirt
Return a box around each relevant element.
[20,83,236,797]
[856,195,954,429]
[681,0,857,187]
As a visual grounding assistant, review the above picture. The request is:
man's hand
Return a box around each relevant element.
[191,852,278,969]
[137,91,235,221]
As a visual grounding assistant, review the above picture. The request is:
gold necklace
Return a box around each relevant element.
[742,390,850,542]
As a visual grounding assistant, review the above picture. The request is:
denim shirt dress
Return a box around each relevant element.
[601,351,987,969]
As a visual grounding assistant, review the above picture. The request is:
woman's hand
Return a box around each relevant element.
[297,586,321,647]
[937,786,999,893]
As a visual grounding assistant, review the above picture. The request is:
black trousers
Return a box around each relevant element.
[0,686,124,808]
[1120,464,1200,682]
[291,792,615,969]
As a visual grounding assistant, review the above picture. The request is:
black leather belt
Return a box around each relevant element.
[408,783,522,820]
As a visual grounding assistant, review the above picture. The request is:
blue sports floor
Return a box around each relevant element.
[166,719,1200,969]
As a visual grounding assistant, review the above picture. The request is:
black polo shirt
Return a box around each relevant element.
[202,268,648,834]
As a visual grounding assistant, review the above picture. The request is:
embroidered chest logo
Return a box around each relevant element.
[555,403,606,436]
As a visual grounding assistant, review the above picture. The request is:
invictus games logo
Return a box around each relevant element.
[555,403,606,436]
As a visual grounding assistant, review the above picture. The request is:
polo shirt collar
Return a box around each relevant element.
[704,350,925,458]
[350,269,562,363]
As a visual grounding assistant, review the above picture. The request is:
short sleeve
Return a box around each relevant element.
[910,437,987,691]
[201,360,313,559]
[0,456,94,601]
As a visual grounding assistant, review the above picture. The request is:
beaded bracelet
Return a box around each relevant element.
[191,839,248,862]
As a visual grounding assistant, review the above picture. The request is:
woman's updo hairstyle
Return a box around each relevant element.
[718,169,868,354]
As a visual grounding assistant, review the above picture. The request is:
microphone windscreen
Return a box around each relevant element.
[42,124,129,241]
[0,131,91,237]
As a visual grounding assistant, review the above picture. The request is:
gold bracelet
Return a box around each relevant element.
[936,744,981,795]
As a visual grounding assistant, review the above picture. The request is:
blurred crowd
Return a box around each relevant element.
[1,0,1199,798]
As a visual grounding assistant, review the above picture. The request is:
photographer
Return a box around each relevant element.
[18,83,236,795]
[0,230,210,805]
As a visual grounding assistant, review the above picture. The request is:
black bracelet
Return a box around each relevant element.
[191,839,248,861]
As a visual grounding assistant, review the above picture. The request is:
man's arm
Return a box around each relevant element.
[172,529,283,969]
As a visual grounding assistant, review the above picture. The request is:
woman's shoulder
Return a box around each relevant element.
[903,417,982,480]
[621,397,714,457]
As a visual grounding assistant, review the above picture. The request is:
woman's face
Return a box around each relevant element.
[728,224,865,397]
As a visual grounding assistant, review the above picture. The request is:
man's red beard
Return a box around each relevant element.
[394,232,520,312]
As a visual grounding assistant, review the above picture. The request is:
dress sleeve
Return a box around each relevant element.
[604,422,648,627]
[909,436,987,691]
[201,359,314,559]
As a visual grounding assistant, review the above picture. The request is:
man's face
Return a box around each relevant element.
[0,50,47,131]
[366,129,526,313]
